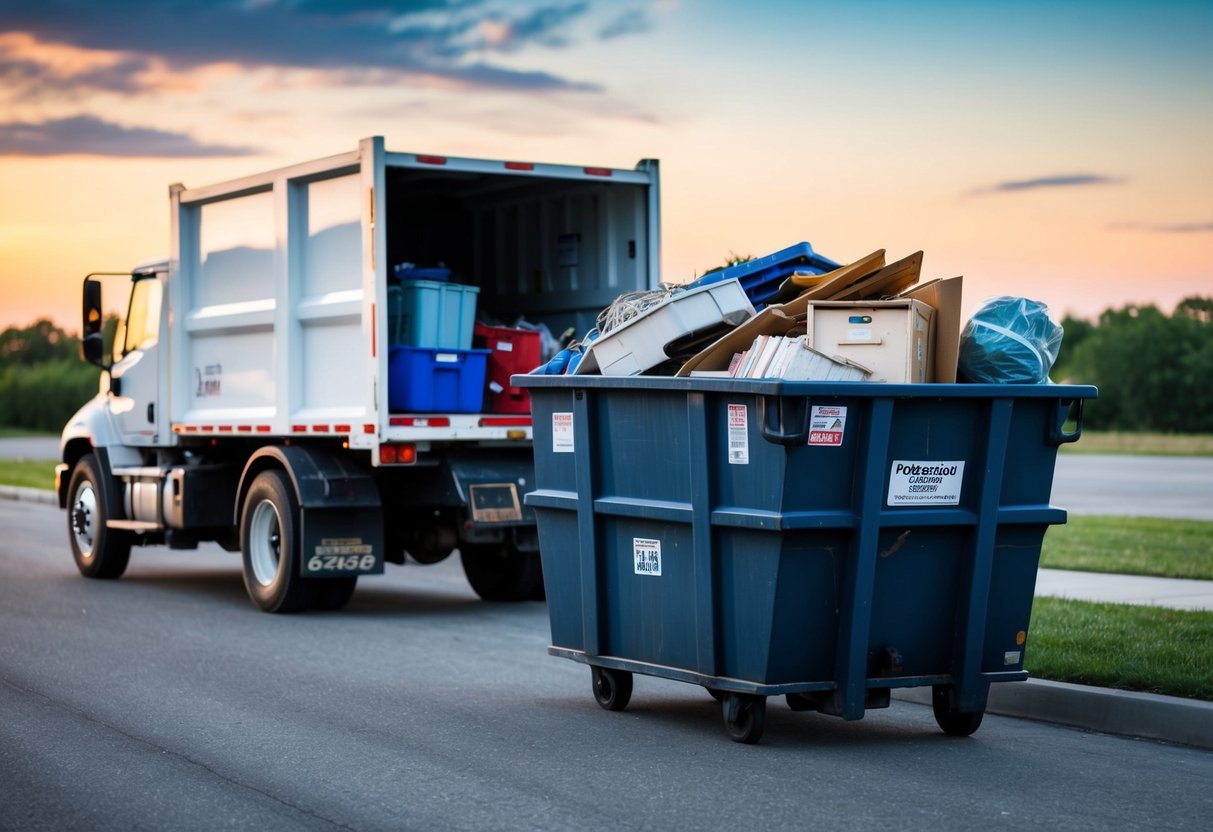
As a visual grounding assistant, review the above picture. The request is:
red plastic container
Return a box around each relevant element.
[474,323,543,413]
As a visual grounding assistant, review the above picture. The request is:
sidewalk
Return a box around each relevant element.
[3,482,1210,749]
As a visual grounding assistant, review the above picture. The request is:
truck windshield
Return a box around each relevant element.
[114,276,163,362]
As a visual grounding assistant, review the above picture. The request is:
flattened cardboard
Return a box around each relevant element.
[771,249,886,304]
[900,275,962,382]
[830,250,923,301]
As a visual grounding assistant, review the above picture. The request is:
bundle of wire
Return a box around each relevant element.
[595,285,682,335]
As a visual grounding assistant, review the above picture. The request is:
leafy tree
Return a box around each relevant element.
[0,319,103,433]
[1066,297,1213,433]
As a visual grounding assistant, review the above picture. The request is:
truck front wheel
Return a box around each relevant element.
[67,453,131,579]
[240,469,315,613]
[459,543,543,602]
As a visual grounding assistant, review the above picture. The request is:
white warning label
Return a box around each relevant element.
[633,537,662,576]
[808,405,847,446]
[887,460,965,505]
[552,412,574,453]
[727,404,749,464]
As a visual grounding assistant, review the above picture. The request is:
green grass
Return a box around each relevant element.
[1027,596,1213,701]
[0,459,57,490]
[1062,430,1213,456]
[1041,516,1213,580]
[0,427,57,439]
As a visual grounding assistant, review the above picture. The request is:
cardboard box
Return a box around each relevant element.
[807,299,935,383]
[676,270,963,383]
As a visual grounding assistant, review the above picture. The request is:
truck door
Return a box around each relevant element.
[110,274,165,446]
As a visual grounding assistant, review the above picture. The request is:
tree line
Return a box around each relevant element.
[1,297,1211,434]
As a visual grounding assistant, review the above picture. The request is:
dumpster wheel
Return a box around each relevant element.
[722,693,766,744]
[591,666,633,711]
[931,685,985,737]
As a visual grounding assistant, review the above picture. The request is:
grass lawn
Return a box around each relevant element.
[0,427,57,439]
[1041,516,1213,581]
[1062,430,1213,456]
[0,459,57,490]
[1028,596,1213,701]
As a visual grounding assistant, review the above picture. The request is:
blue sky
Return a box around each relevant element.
[1,0,1210,329]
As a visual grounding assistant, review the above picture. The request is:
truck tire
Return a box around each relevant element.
[311,577,357,611]
[66,453,132,579]
[459,543,543,602]
[240,469,315,613]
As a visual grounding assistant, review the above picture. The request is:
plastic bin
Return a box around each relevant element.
[689,241,841,311]
[389,346,489,412]
[516,374,1097,743]
[393,264,451,282]
[474,323,543,413]
[390,280,479,349]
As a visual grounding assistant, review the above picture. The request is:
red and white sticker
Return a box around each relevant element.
[808,405,847,446]
[727,404,749,464]
[552,412,574,453]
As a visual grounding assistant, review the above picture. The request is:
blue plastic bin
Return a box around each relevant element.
[690,241,841,310]
[394,264,451,282]
[389,346,489,412]
[516,374,1097,743]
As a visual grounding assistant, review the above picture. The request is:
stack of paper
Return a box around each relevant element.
[728,334,871,381]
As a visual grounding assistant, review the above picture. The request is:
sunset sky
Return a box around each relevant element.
[1,0,1210,332]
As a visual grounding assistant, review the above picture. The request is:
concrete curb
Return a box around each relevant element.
[895,679,1213,750]
[0,485,57,506]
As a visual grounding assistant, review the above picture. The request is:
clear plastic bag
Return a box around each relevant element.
[958,296,1063,384]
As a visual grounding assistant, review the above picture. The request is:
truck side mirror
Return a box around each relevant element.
[82,278,105,367]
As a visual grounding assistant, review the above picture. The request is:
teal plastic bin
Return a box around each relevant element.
[389,280,479,349]
[516,375,1097,743]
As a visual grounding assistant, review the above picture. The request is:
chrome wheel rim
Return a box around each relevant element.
[249,499,282,587]
[71,483,97,560]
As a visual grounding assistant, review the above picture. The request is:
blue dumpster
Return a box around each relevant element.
[515,375,1097,743]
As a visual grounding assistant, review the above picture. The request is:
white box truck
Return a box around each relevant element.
[56,137,660,612]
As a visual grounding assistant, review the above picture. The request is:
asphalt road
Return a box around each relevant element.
[3,499,1211,831]
[5,438,1212,519]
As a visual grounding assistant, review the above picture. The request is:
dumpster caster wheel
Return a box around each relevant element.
[722,693,766,744]
[932,685,984,737]
[592,667,633,711]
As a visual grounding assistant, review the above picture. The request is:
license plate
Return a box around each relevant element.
[468,483,523,523]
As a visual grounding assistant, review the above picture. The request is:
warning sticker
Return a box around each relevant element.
[552,412,574,453]
[727,404,748,464]
[887,460,965,506]
[633,537,662,576]
[808,405,847,446]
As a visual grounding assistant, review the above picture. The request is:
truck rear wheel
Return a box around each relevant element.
[240,469,315,613]
[311,577,357,611]
[67,453,131,579]
[459,543,543,602]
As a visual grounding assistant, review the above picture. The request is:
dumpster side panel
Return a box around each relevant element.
[868,526,965,678]
[986,524,1048,673]
[602,518,699,669]
[761,533,844,683]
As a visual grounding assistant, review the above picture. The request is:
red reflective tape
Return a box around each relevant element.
[218,425,233,433]
[417,155,447,165]
[479,416,532,427]
[335,424,351,433]
[237,425,253,433]
[584,167,612,177]
[505,161,534,171]
[388,416,450,427]
[363,424,375,434]
[292,425,307,433]
[256,425,272,433]
[313,424,330,433]
[198,426,212,432]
